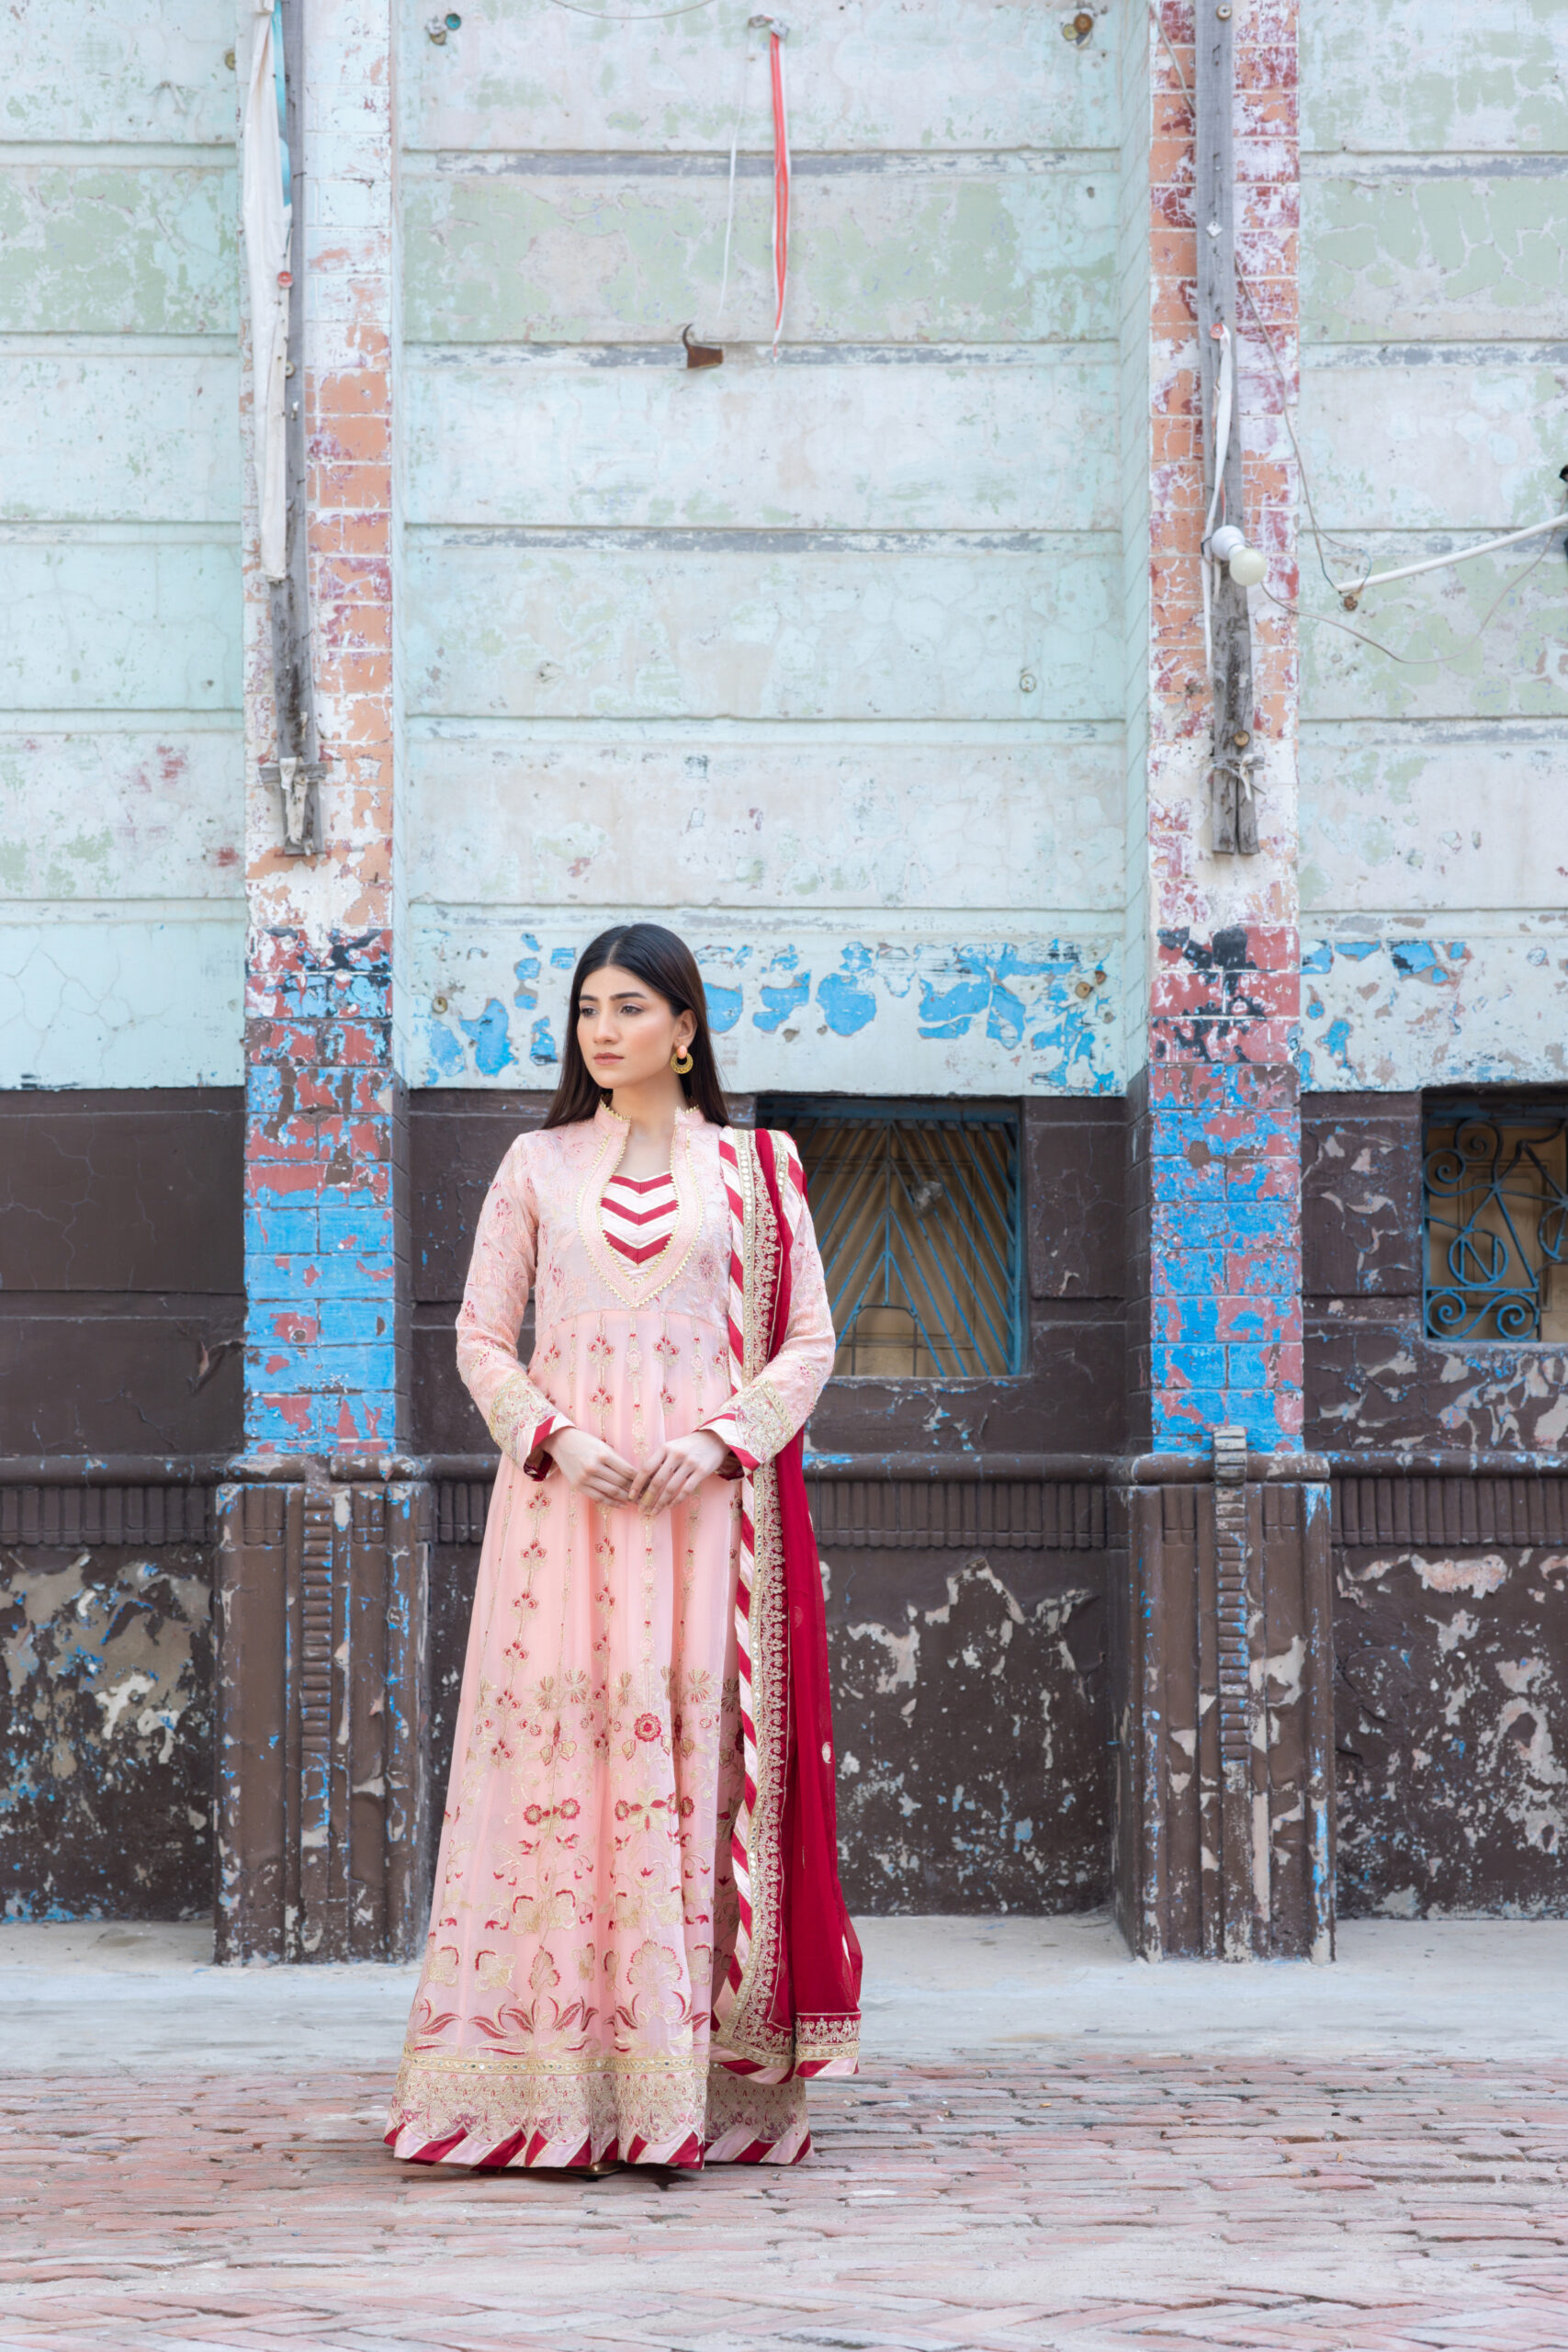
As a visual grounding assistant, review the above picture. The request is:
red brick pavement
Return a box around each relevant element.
[3,2059,1568,2350]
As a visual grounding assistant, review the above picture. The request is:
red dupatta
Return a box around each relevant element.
[712,1126,862,2081]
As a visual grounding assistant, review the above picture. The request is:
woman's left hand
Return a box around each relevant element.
[631,1429,728,1514]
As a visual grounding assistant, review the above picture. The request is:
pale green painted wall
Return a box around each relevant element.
[1298,0,1568,1092]
[0,2,243,1089]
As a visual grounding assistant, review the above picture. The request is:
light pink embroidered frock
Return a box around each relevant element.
[386,1103,836,2168]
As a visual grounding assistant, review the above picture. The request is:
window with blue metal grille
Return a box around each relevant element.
[759,1100,1024,1378]
[1423,1102,1568,1341]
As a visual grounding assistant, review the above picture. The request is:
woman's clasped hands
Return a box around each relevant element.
[544,1425,728,1511]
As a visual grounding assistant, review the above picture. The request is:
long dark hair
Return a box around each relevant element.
[542,923,730,1130]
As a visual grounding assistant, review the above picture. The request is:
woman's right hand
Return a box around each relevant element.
[544,1426,637,1506]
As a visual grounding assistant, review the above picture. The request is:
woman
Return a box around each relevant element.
[387,923,862,2172]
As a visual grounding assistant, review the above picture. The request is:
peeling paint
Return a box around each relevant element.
[828,1556,1108,1912]
[415,919,1120,1094]
[0,1545,212,1921]
[1338,1541,1568,1916]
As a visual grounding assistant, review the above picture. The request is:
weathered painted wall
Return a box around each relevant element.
[401,0,1127,1098]
[0,1538,214,1921]
[0,1,244,1089]
[0,1091,243,1457]
[240,0,410,1454]
[1336,1490,1568,1918]
[1297,1,1568,1091]
[1122,0,1304,1453]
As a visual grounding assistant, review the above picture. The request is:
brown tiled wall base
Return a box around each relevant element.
[0,1091,243,1457]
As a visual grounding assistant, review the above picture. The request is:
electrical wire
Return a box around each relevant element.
[547,0,716,18]
[1261,526,1561,670]
[1145,0,1559,674]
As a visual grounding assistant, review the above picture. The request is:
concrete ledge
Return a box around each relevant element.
[6,1912,1568,2073]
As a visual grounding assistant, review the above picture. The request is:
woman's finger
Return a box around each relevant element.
[645,1460,685,1513]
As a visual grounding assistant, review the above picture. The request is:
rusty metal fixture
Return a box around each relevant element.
[682,323,723,369]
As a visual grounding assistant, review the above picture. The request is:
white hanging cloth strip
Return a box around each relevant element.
[1200,319,1234,680]
[242,0,292,582]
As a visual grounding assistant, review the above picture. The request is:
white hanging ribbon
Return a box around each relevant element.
[715,34,753,332]
[749,16,790,356]
[242,0,292,581]
[1200,319,1234,680]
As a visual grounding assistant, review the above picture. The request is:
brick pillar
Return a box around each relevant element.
[229,0,424,1957]
[241,0,406,1457]
[1113,1,1325,1959]
[1134,0,1303,1455]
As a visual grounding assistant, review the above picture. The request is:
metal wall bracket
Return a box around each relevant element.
[1195,0,1259,856]
[259,754,328,856]
[265,0,326,860]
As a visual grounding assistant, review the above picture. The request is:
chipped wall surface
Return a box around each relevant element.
[826,1553,1111,1913]
[414,919,1120,1095]
[0,0,244,1091]
[1337,1542,1568,1917]
[1123,6,1304,1452]
[1297,1,1568,1094]
[0,1544,214,1920]
[401,0,1126,1103]
[8,0,1568,1933]
[239,0,408,1453]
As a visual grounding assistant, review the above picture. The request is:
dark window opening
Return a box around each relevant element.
[757,1098,1024,1377]
[1423,1099,1568,1341]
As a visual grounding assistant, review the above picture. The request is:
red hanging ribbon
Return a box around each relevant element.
[757,20,790,354]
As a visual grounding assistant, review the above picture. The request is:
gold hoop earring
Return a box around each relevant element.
[671,1047,694,1076]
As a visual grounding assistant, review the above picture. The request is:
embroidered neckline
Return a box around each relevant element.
[577,1107,706,1307]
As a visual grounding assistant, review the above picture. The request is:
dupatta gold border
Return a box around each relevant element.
[712,1127,795,2075]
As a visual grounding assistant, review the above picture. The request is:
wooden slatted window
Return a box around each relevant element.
[759,1100,1024,1378]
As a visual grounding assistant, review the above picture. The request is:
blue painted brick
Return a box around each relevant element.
[1235,1249,1298,1295]
[1224,1390,1298,1449]
[246,1252,391,1301]
[1153,1389,1230,1439]
[310,1340,400,1393]
[317,1193,396,1253]
[317,1298,395,1344]
[1153,1345,1226,1386]
[243,1204,319,1258]
[1162,1297,1222,1344]
[246,1068,286,1119]
[1151,1250,1227,1297]
[1151,1203,1233,1246]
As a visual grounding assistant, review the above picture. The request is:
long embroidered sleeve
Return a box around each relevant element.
[455,1136,572,1474]
[703,1193,836,1471]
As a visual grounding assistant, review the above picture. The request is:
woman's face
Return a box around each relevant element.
[576,963,695,1091]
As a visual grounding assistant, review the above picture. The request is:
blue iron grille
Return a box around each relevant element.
[1423,1103,1568,1341]
[765,1102,1024,1378]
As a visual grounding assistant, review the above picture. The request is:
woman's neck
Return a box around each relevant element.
[608,1071,687,1172]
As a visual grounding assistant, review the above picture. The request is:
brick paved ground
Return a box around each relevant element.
[5,2056,1568,2351]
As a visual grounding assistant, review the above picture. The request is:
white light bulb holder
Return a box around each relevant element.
[1207,524,1266,588]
